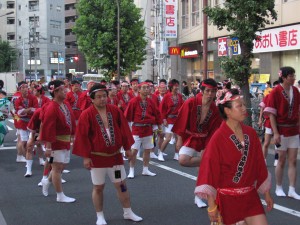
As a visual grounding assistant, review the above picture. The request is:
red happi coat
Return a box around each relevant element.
[37,95,51,108]
[73,104,134,168]
[195,122,271,224]
[116,91,134,112]
[39,101,76,150]
[107,96,118,106]
[66,90,82,120]
[259,94,271,129]
[11,91,22,129]
[27,108,42,132]
[172,93,222,151]
[78,90,92,111]
[15,94,38,130]
[160,92,184,124]
[264,84,300,136]
[124,96,162,138]
[148,93,160,110]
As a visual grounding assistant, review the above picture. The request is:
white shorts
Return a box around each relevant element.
[90,165,126,185]
[164,124,174,134]
[19,129,30,142]
[265,127,273,135]
[276,135,299,150]
[179,146,201,157]
[16,129,20,135]
[132,135,154,151]
[50,150,70,164]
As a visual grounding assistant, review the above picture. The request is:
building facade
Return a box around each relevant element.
[0,0,66,81]
[65,0,87,78]
[177,0,300,84]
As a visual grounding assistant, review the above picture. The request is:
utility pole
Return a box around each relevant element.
[203,0,208,80]
[116,0,120,81]
[33,14,38,81]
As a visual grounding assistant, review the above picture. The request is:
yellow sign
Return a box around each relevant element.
[259,74,270,83]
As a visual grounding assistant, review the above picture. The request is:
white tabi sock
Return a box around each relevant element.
[96,211,107,225]
[26,160,33,173]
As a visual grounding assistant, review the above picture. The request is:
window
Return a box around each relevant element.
[50,36,61,44]
[7,1,15,9]
[182,0,189,29]
[50,20,61,29]
[19,5,21,10]
[29,1,39,11]
[7,17,15,25]
[29,16,39,27]
[29,48,40,58]
[56,6,61,12]
[50,4,53,10]
[19,20,21,26]
[192,0,200,26]
[7,32,15,40]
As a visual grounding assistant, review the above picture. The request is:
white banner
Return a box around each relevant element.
[164,0,177,38]
[253,24,300,53]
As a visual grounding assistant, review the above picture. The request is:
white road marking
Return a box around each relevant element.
[139,158,300,218]
[0,146,16,150]
[0,210,7,225]
[6,125,13,131]
[7,119,14,124]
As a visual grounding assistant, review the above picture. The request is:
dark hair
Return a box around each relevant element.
[0,80,4,89]
[48,80,64,98]
[218,89,240,120]
[0,90,7,96]
[200,78,218,92]
[159,79,167,84]
[18,81,27,89]
[168,79,179,91]
[298,80,300,85]
[196,79,201,83]
[145,79,154,84]
[71,80,81,85]
[279,66,295,83]
[182,81,187,85]
[89,83,108,99]
[111,80,120,86]
[273,80,279,86]
[130,78,139,84]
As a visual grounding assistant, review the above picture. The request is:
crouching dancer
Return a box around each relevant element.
[73,84,142,225]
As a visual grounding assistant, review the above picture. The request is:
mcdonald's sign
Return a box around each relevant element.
[169,47,181,55]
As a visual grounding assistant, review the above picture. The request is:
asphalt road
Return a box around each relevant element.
[0,119,300,225]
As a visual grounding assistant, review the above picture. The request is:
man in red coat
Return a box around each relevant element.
[65,80,82,121]
[15,81,38,176]
[73,84,142,225]
[78,80,96,111]
[172,78,222,208]
[124,82,162,178]
[40,80,76,203]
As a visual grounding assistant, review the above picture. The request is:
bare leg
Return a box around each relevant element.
[244,214,268,225]
[160,133,172,152]
[262,133,272,159]
[275,150,287,186]
[93,184,105,212]
[287,148,298,187]
[113,181,130,208]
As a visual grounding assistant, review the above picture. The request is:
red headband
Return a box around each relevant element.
[201,83,217,89]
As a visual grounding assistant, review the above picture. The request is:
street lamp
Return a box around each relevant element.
[0,11,14,17]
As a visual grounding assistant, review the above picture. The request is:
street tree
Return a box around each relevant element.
[0,39,17,72]
[204,0,277,123]
[73,0,147,80]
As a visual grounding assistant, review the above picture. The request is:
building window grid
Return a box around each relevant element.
[182,0,189,29]
[7,17,15,25]
[192,0,200,27]
[7,1,15,9]
[29,1,39,12]
[7,32,15,40]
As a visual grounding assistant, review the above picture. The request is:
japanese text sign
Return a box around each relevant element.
[164,0,177,38]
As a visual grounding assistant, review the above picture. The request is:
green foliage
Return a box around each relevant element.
[204,0,277,125]
[204,0,277,85]
[73,0,147,80]
[0,39,17,72]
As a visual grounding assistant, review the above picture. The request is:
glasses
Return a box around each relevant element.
[141,86,150,90]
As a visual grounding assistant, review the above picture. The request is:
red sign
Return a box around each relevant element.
[169,47,181,55]
[218,37,228,56]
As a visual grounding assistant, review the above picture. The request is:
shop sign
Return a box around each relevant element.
[218,37,228,56]
[169,47,181,55]
[180,49,198,58]
[164,0,177,38]
[253,24,300,53]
